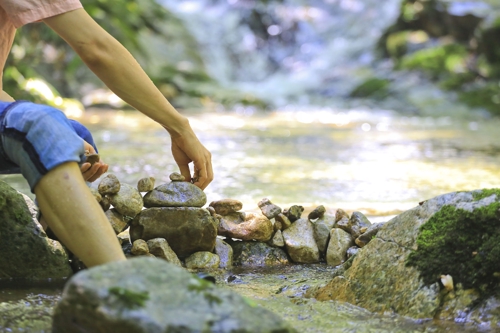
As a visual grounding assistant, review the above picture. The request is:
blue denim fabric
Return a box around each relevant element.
[0,101,89,192]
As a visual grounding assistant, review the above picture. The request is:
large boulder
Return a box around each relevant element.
[52,257,296,333]
[0,181,72,278]
[315,190,500,323]
[143,181,206,208]
[130,207,217,258]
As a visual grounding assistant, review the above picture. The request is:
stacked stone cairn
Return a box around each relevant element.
[92,172,384,270]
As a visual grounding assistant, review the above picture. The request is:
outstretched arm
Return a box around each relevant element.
[43,9,213,189]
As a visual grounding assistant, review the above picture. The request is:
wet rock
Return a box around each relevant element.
[218,212,273,241]
[231,241,289,267]
[346,246,359,259]
[209,199,243,215]
[146,238,182,267]
[326,228,354,266]
[308,205,326,220]
[315,190,500,321]
[109,183,143,218]
[130,207,217,258]
[270,230,285,248]
[131,239,149,256]
[214,238,233,269]
[258,198,282,219]
[335,209,349,222]
[275,213,292,230]
[0,181,72,278]
[283,205,304,222]
[185,252,220,269]
[100,195,111,212]
[137,177,155,192]
[117,229,131,246]
[52,258,295,333]
[355,222,384,248]
[89,188,102,203]
[273,219,283,232]
[282,218,320,263]
[169,172,185,182]
[312,214,336,255]
[105,209,129,235]
[98,174,120,196]
[143,181,206,208]
[336,212,366,238]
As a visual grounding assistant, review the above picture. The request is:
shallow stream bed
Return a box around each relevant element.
[1,108,500,332]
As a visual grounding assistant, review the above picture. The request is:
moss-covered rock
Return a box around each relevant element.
[0,181,72,279]
[314,189,500,323]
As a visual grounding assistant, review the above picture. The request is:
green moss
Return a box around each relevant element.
[108,287,149,309]
[471,189,500,201]
[406,203,500,291]
[457,83,500,116]
[349,78,390,99]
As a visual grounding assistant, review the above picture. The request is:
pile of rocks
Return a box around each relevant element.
[92,172,384,270]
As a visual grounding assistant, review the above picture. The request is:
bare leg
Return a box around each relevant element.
[34,162,126,267]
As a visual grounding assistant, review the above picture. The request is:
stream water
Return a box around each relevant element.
[1,107,499,332]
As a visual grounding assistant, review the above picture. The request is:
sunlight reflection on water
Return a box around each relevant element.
[2,108,500,218]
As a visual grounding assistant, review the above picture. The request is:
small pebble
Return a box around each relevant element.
[137,177,155,192]
[169,172,185,182]
[98,174,121,195]
[131,239,149,256]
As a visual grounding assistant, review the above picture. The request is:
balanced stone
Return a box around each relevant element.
[270,229,285,247]
[258,198,282,219]
[117,229,131,246]
[282,218,319,263]
[355,222,384,247]
[109,183,143,218]
[284,205,304,222]
[0,181,72,278]
[218,212,273,241]
[146,238,182,267]
[52,258,295,333]
[130,207,217,258]
[137,177,155,192]
[275,213,292,230]
[335,208,349,222]
[143,181,206,208]
[169,172,185,181]
[98,174,120,195]
[308,205,326,220]
[209,199,243,215]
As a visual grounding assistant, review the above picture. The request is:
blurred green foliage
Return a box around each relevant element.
[378,0,500,115]
[349,78,391,99]
[3,0,264,109]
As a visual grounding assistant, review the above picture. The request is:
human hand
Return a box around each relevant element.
[170,127,213,190]
[81,140,109,182]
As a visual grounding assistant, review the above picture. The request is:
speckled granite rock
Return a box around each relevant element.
[98,174,120,195]
[146,238,182,267]
[209,199,243,216]
[109,183,143,218]
[231,241,289,267]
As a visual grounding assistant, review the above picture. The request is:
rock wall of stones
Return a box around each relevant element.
[94,172,383,271]
[314,190,500,325]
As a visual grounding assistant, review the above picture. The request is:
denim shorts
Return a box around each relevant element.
[0,101,87,192]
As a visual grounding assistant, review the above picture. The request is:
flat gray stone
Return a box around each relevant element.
[143,181,206,208]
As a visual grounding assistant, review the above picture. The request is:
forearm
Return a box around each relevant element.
[43,9,189,136]
[0,90,15,102]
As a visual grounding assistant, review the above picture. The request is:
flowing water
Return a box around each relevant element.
[1,107,500,332]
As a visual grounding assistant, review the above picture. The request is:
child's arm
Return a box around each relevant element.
[43,9,213,189]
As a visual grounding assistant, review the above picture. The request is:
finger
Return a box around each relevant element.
[83,163,101,182]
[193,161,208,190]
[81,162,92,173]
[88,163,108,182]
[178,164,191,183]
